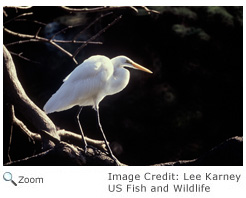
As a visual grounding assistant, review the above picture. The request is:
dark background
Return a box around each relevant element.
[3,6,243,165]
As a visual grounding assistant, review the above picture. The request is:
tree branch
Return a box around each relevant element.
[4,27,79,64]
[11,104,41,142]
[4,6,32,9]
[4,45,123,165]
[73,12,113,41]
[49,22,92,40]
[4,27,103,64]
[61,6,138,13]
[13,18,47,26]
[57,130,107,151]
[3,45,58,147]
[5,39,102,47]
[4,7,133,64]
[155,136,243,166]
[9,51,41,64]
[4,141,124,166]
[4,12,33,25]
[140,6,160,14]
[73,15,122,58]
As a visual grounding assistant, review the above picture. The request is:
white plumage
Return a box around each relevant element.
[44,56,111,113]
[43,55,152,164]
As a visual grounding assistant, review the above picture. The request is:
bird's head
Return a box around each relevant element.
[111,56,153,74]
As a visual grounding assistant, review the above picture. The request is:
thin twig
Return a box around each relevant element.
[50,14,111,41]
[4,45,59,147]
[4,27,103,64]
[73,15,122,59]
[4,148,53,166]
[49,22,91,40]
[4,6,32,9]
[5,39,102,47]
[51,40,78,64]
[11,105,41,142]
[53,39,102,44]
[4,27,78,63]
[4,12,33,25]
[4,27,46,40]
[3,9,8,17]
[35,27,42,37]
[73,12,113,41]
[61,6,138,13]
[141,6,160,14]
[5,40,40,46]
[8,105,14,162]
[13,18,47,26]
[8,123,13,162]
[50,25,74,40]
[10,51,41,64]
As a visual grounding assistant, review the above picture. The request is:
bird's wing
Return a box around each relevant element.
[43,56,113,113]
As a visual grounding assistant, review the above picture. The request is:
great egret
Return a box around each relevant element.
[43,55,152,164]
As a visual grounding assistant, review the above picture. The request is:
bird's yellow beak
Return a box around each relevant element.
[131,62,153,74]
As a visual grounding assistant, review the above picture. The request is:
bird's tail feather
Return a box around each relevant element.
[43,92,74,114]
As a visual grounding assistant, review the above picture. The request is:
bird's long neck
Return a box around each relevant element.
[106,67,130,96]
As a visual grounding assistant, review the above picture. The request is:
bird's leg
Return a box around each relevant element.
[77,107,88,153]
[96,108,120,165]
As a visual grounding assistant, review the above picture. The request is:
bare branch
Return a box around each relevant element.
[4,7,120,64]
[5,39,102,47]
[4,27,46,40]
[73,12,113,41]
[9,105,106,152]
[5,39,39,46]
[141,6,160,14]
[4,6,32,9]
[57,130,107,151]
[4,27,78,63]
[3,45,58,147]
[8,122,13,162]
[11,105,41,142]
[4,27,103,64]
[49,24,84,40]
[51,40,78,64]
[3,9,8,17]
[53,39,102,45]
[4,48,118,163]
[4,148,54,166]
[9,51,41,64]
[73,15,122,58]
[3,142,120,166]
[14,18,47,26]
[35,27,42,37]
[61,6,138,13]
[4,12,33,25]
[8,105,14,162]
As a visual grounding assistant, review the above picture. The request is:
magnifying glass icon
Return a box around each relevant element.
[3,172,17,186]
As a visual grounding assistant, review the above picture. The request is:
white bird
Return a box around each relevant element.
[43,55,152,164]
